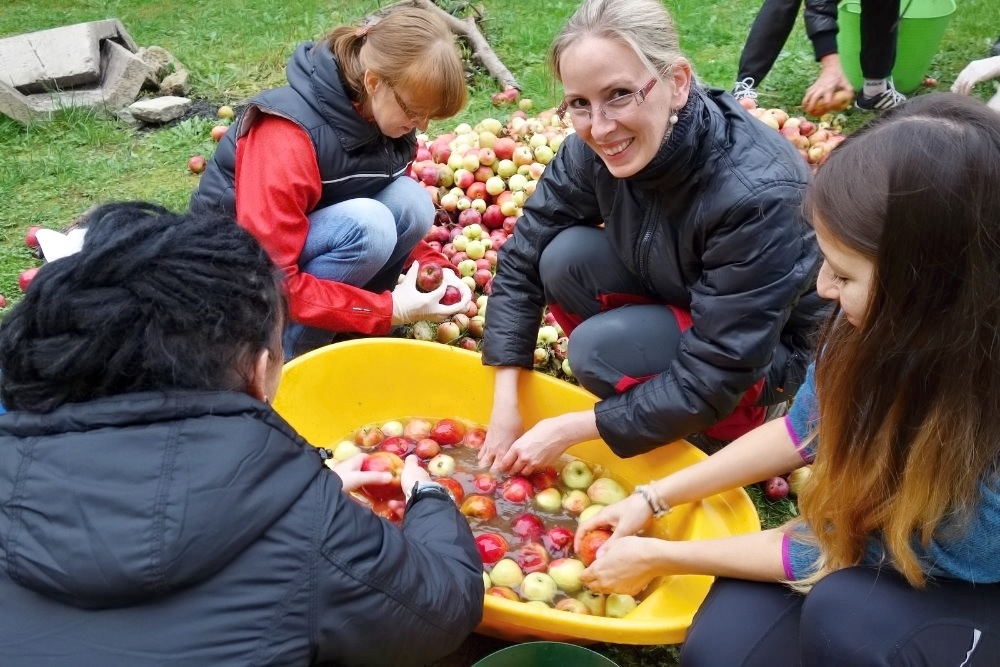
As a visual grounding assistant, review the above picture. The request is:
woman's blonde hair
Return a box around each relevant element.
[327,2,467,119]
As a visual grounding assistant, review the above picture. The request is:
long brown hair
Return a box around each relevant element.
[327,3,467,120]
[795,93,1000,588]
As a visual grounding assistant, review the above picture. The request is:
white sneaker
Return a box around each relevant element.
[731,77,758,102]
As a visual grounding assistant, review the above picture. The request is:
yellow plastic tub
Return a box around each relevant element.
[274,339,760,645]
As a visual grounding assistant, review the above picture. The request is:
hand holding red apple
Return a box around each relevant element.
[328,452,393,492]
[574,493,652,557]
[391,262,473,325]
[578,534,662,597]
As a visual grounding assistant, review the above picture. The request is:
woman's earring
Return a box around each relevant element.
[669,110,679,125]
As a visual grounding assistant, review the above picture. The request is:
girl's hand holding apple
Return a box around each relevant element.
[328,453,392,492]
[574,492,653,554]
[579,535,663,596]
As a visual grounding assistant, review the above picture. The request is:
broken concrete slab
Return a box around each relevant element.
[0,39,152,122]
[0,19,138,94]
[127,95,192,124]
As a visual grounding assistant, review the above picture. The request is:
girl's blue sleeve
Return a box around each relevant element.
[784,361,818,463]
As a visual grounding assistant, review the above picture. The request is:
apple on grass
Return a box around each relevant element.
[561,459,595,490]
[18,267,40,292]
[24,226,42,249]
[548,558,586,594]
[188,155,207,174]
[359,451,404,502]
[520,572,558,603]
[489,558,524,588]
[763,475,790,500]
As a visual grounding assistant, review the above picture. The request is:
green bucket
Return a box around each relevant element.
[837,0,956,94]
[471,641,621,667]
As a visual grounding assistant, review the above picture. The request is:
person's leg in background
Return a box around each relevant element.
[855,0,906,110]
[800,566,1000,665]
[680,578,804,666]
[283,197,398,358]
[733,0,805,101]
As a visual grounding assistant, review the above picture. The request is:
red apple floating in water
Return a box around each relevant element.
[463,427,488,449]
[576,528,613,567]
[437,477,465,503]
[460,494,497,521]
[510,512,545,543]
[513,541,550,574]
[354,424,384,449]
[413,437,441,460]
[359,451,404,502]
[403,418,432,440]
[501,476,534,503]
[473,472,497,494]
[378,436,414,458]
[476,532,510,565]
[487,586,520,601]
[430,418,466,446]
[530,466,559,491]
[544,526,575,556]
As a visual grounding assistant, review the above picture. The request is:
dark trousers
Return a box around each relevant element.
[737,0,804,84]
[539,227,773,443]
[737,0,901,84]
[681,567,1000,666]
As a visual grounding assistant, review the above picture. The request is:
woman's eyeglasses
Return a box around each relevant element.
[564,68,673,123]
[388,82,427,124]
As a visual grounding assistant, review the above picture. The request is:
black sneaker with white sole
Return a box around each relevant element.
[855,82,906,111]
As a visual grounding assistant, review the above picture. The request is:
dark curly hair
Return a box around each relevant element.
[0,201,286,412]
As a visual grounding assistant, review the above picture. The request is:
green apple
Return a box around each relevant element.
[575,589,606,616]
[548,557,586,593]
[578,503,605,522]
[605,593,638,618]
[520,572,558,603]
[587,477,627,505]
[331,440,361,461]
[560,459,594,490]
[489,558,524,588]
[533,487,563,513]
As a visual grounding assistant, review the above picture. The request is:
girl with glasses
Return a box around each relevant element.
[479,0,828,474]
[190,2,472,358]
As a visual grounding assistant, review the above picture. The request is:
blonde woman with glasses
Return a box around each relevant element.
[479,0,828,473]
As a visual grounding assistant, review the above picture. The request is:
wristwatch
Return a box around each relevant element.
[405,480,454,511]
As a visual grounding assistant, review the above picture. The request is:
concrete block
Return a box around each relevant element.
[0,19,138,94]
[127,95,192,124]
[0,79,37,124]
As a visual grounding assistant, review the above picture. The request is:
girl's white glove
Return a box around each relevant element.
[951,56,1000,95]
[390,262,472,325]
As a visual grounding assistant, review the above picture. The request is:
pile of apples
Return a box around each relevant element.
[736,98,847,171]
[323,415,644,618]
[404,97,847,375]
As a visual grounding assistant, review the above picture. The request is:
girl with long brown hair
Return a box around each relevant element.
[575,92,1000,664]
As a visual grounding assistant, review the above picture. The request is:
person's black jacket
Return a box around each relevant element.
[804,0,840,61]
[483,88,827,457]
[190,40,415,215]
[0,391,483,666]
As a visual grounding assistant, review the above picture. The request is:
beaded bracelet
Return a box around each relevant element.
[633,483,671,519]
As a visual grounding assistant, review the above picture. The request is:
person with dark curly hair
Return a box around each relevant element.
[0,202,482,666]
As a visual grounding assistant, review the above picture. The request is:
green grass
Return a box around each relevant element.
[1,1,998,664]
